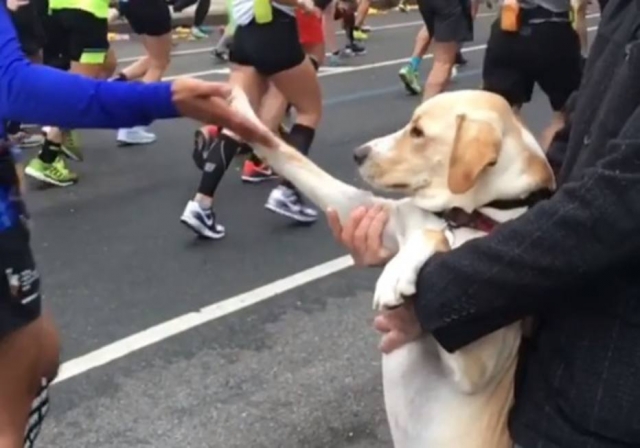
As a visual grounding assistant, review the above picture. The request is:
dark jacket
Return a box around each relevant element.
[413,1,640,447]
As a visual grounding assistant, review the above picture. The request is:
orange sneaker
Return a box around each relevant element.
[241,160,278,183]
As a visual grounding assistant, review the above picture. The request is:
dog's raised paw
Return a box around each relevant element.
[373,257,410,310]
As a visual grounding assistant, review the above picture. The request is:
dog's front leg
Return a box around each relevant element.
[373,228,450,310]
[229,87,402,250]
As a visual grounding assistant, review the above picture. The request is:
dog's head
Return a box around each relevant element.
[354,90,555,212]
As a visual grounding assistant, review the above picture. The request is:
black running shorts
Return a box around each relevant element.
[119,0,172,37]
[0,224,42,341]
[47,8,109,64]
[9,2,46,57]
[230,9,306,76]
[416,0,473,43]
[482,19,581,111]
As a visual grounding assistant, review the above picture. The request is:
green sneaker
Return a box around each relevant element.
[398,65,422,96]
[191,26,208,40]
[60,130,83,162]
[24,156,79,187]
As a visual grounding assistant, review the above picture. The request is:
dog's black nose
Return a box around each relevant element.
[353,145,371,166]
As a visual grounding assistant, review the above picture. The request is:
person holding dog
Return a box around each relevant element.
[328,1,640,446]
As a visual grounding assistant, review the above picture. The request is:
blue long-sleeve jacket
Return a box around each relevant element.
[0,2,181,231]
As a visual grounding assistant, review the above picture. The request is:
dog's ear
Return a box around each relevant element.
[447,114,501,194]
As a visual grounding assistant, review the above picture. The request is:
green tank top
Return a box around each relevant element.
[49,0,109,19]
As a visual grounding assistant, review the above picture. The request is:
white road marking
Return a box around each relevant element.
[55,256,354,384]
[119,12,600,64]
[56,22,601,385]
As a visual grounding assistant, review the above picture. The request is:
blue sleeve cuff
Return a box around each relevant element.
[142,82,180,120]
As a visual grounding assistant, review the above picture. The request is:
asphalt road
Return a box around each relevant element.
[32,8,601,448]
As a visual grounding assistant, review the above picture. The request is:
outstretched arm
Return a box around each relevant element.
[0,3,178,130]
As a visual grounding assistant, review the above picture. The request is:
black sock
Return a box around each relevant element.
[309,56,319,71]
[194,0,210,27]
[197,134,241,197]
[281,124,315,189]
[344,13,356,45]
[248,151,262,165]
[38,139,60,164]
[235,141,250,155]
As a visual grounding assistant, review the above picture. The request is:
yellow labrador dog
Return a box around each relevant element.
[227,88,555,448]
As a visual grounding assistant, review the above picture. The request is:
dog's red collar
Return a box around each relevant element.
[438,209,499,233]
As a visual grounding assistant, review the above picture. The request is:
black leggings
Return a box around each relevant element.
[172,0,210,27]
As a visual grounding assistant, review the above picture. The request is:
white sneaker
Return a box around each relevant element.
[265,185,318,223]
[180,200,226,239]
[117,127,157,146]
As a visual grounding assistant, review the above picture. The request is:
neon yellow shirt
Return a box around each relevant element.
[49,0,109,19]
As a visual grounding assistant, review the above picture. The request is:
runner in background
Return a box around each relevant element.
[242,2,327,182]
[322,0,342,65]
[114,0,174,146]
[172,0,212,39]
[25,0,117,187]
[181,0,323,239]
[212,0,236,61]
[398,0,475,99]
[332,0,366,56]
[352,0,370,40]
[482,0,581,149]
[6,0,47,150]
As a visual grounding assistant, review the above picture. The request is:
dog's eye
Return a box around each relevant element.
[409,126,424,139]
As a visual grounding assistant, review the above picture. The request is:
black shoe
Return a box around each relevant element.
[455,51,467,66]
[212,48,229,62]
[345,42,366,56]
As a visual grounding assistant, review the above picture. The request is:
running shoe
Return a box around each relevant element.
[353,28,369,41]
[24,156,78,187]
[117,127,157,146]
[265,185,318,223]
[212,48,228,62]
[346,42,366,56]
[398,65,422,95]
[180,200,226,239]
[455,51,468,66]
[242,160,277,183]
[191,26,209,39]
[325,52,344,66]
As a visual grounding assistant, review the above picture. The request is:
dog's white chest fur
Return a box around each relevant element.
[382,328,520,448]
[380,215,522,448]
